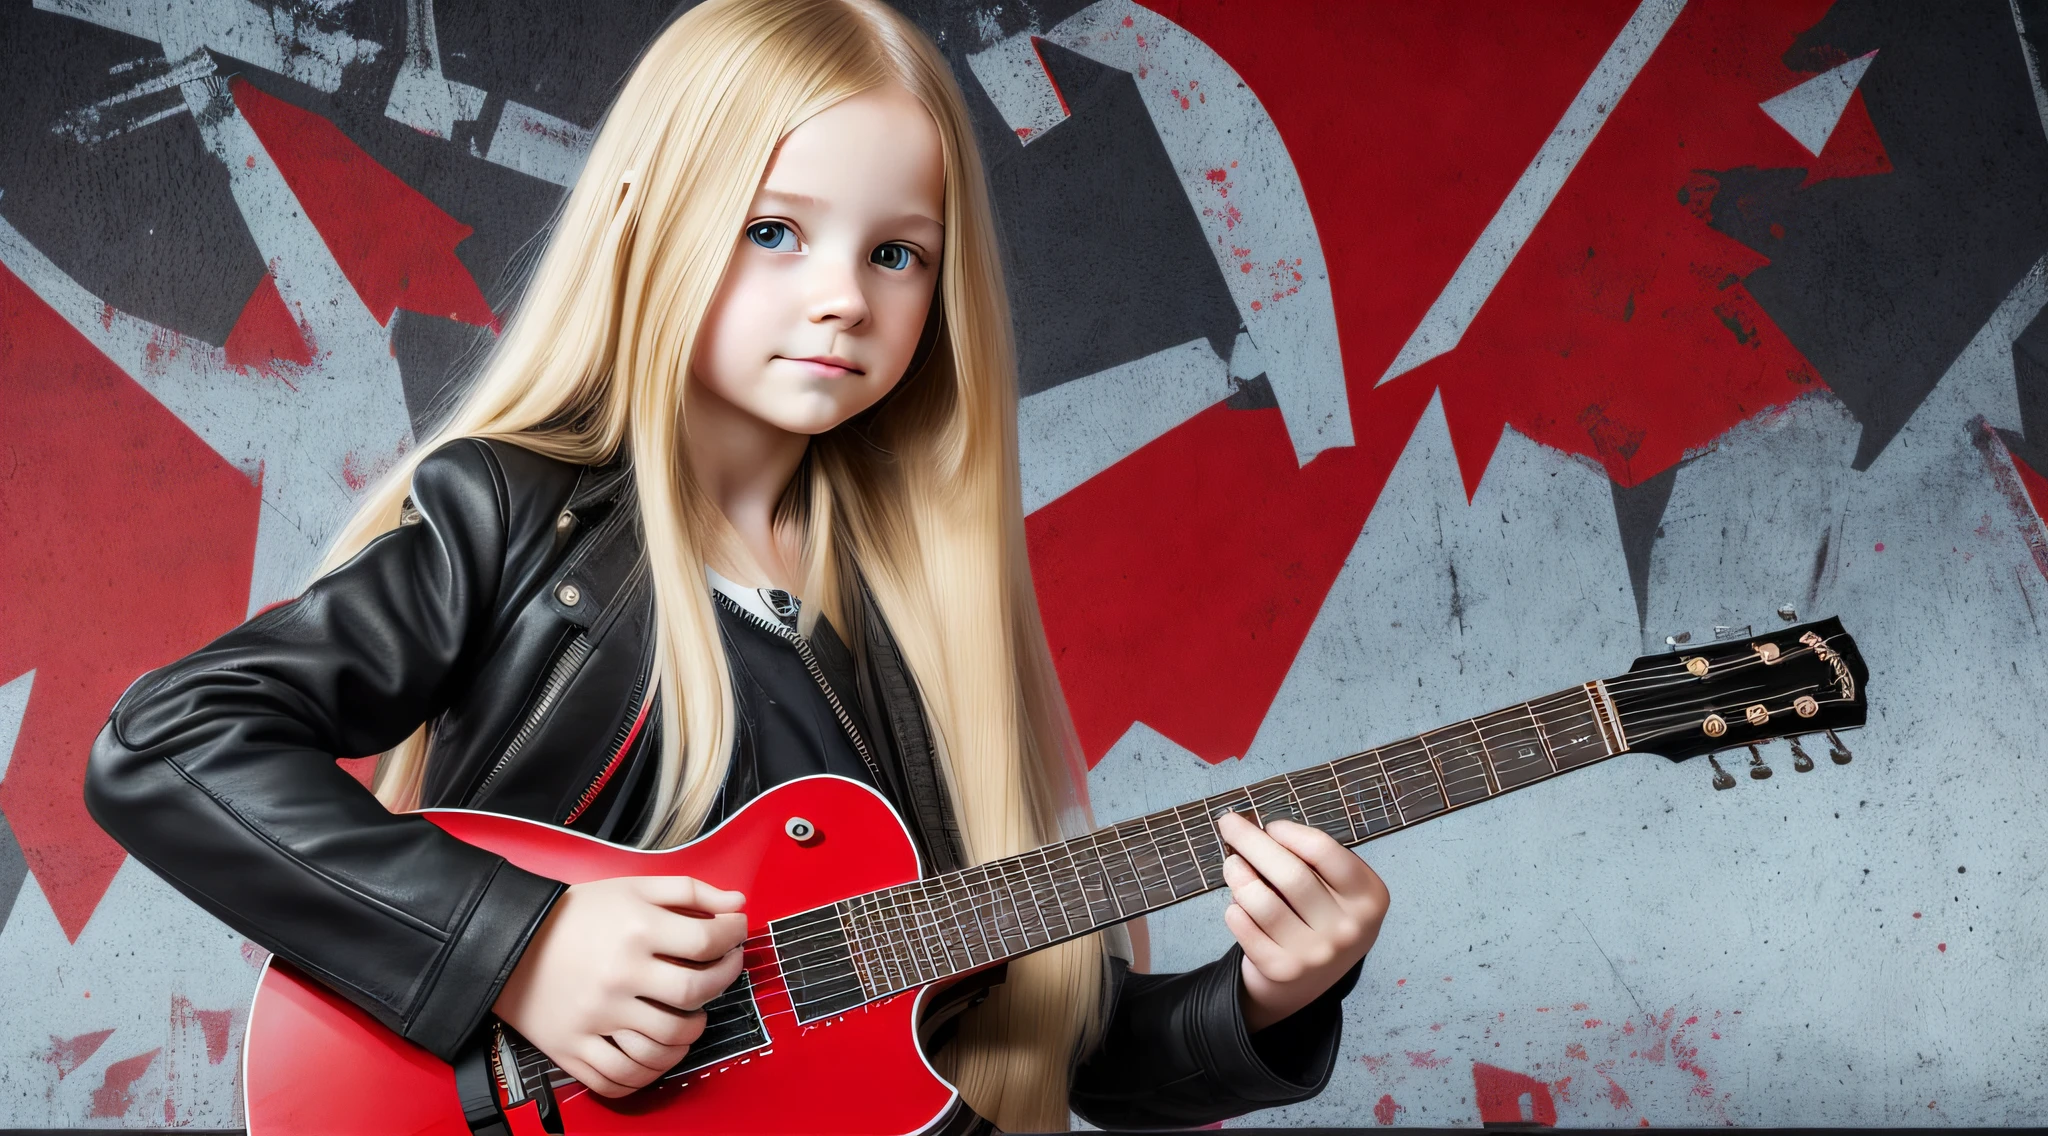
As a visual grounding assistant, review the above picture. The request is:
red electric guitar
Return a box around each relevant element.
[244,619,1869,1135]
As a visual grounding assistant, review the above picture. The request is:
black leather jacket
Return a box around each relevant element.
[85,437,1355,1130]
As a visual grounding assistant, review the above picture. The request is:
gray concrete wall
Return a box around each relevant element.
[3,0,2045,1127]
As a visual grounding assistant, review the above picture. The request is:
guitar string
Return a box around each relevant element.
[513,634,1862,1066]
[746,682,1836,993]
[730,640,1857,1000]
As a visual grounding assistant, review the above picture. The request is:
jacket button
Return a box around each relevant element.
[557,583,581,607]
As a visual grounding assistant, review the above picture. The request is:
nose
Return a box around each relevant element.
[802,245,870,330]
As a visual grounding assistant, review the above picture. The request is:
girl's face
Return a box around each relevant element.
[689,85,946,438]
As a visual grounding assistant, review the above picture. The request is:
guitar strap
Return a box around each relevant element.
[452,1029,513,1136]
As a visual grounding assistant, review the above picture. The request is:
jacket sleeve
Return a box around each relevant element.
[83,438,566,1062]
[1068,944,1362,1129]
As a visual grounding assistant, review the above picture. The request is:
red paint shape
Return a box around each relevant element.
[1406,1048,1453,1069]
[1565,1042,1588,1061]
[1913,911,1923,918]
[2011,452,2048,522]
[1032,1,1637,769]
[0,264,262,940]
[1031,378,1434,764]
[1602,1073,1633,1111]
[87,1048,159,1118]
[171,993,236,1065]
[1938,942,1947,952]
[1571,1002,1588,1010]
[223,274,313,372]
[1874,541,1885,552]
[1359,1052,1390,1072]
[1373,1093,1402,1125]
[1584,1018,1603,1028]
[42,1029,115,1079]
[231,78,494,329]
[1418,0,1841,494]
[1472,1061,1559,1126]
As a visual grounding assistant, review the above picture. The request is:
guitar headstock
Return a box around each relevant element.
[1605,617,1869,785]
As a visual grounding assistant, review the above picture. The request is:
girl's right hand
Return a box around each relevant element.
[491,876,748,1098]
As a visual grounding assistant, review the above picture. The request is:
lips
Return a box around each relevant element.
[781,354,863,376]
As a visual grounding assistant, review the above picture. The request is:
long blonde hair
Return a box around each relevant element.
[321,0,1103,1125]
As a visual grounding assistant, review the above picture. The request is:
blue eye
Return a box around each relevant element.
[747,221,798,251]
[872,244,915,271]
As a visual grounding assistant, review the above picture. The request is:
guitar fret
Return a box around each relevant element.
[862,678,1663,998]
[1422,722,1493,808]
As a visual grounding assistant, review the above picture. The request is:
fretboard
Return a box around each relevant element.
[770,681,1627,1020]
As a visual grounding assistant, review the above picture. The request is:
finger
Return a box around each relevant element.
[646,946,744,1012]
[556,1052,636,1101]
[1223,902,1300,985]
[649,910,751,963]
[577,1038,659,1096]
[1222,853,1310,943]
[1264,818,1377,895]
[1218,813,1340,926]
[625,1001,708,1048]
[608,1027,691,1074]
[631,875,747,915]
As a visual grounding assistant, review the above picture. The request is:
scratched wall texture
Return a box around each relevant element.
[3,0,2047,1128]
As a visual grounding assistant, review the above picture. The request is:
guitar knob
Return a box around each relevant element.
[1825,729,1853,765]
[785,817,819,843]
[1746,744,1772,780]
[1789,736,1815,773]
[1707,755,1737,791]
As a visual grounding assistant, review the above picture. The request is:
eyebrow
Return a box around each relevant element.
[757,188,942,229]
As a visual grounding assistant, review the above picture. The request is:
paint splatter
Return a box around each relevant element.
[1373,1093,1402,1124]
[170,994,235,1065]
[87,1049,159,1118]
[1407,1049,1453,1069]
[42,1029,114,1079]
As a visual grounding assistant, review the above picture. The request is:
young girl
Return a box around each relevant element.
[85,1,1388,1130]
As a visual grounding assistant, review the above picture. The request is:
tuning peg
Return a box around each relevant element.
[1746,744,1772,780]
[1825,729,1852,765]
[1788,736,1815,773]
[1707,754,1737,790]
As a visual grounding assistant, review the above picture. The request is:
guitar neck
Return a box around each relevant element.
[772,681,1629,1017]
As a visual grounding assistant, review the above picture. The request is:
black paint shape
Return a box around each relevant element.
[1703,0,2048,471]
[1995,301,2048,472]
[0,809,26,937]
[1225,373,1280,411]
[433,0,685,130]
[0,4,264,347]
[1611,465,1679,630]
[970,38,1243,397]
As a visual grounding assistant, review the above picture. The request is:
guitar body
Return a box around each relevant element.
[244,776,963,1136]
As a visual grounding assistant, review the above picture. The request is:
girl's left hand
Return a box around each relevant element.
[1217,810,1390,1033]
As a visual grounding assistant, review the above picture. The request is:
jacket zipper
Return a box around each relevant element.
[474,632,593,800]
[711,591,885,787]
[560,669,652,825]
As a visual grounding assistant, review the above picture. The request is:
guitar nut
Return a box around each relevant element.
[1702,713,1728,738]
[1745,704,1770,726]
[1794,695,1819,718]
[1684,656,1709,677]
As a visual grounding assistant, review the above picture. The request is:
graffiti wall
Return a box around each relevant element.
[4,0,2046,1127]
